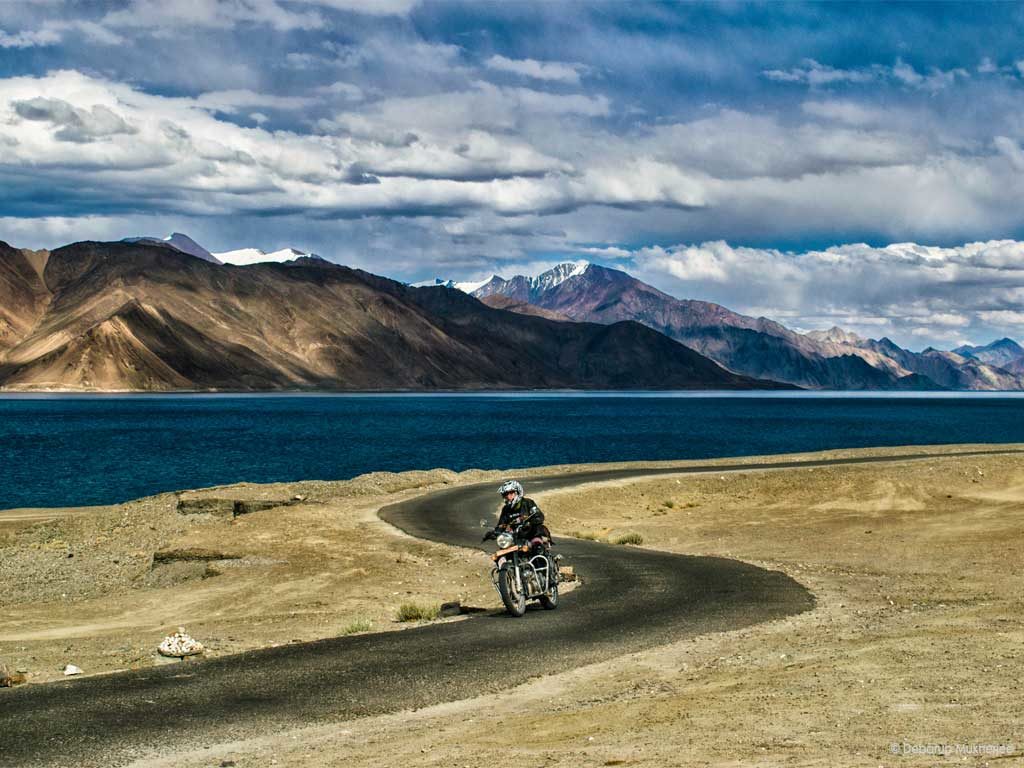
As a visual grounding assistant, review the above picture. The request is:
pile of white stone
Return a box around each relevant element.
[158,627,205,658]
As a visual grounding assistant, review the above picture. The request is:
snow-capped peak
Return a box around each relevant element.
[455,275,498,293]
[411,278,458,289]
[410,275,499,293]
[806,325,865,346]
[416,261,590,297]
[214,246,319,266]
[532,261,590,292]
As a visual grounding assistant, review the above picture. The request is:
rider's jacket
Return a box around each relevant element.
[498,496,547,541]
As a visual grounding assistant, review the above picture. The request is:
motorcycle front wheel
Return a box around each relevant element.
[498,564,527,617]
[539,577,559,610]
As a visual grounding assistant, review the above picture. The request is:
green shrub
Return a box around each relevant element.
[341,619,373,635]
[396,602,440,622]
[662,499,675,508]
[613,532,644,546]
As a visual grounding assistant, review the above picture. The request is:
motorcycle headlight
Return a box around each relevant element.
[496,532,513,549]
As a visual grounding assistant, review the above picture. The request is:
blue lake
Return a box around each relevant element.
[2,392,1024,510]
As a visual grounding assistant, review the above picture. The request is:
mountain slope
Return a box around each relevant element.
[472,263,934,389]
[953,338,1024,369]
[402,284,780,390]
[471,262,1024,390]
[0,242,50,354]
[809,327,1023,390]
[0,241,787,392]
[479,294,572,321]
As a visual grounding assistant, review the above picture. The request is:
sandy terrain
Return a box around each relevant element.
[0,469,512,683]
[3,445,1023,766]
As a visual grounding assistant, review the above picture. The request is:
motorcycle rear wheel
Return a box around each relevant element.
[498,565,527,617]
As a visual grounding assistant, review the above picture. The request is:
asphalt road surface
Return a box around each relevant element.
[10,452,999,767]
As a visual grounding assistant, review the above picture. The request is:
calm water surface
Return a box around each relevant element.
[2,392,1024,510]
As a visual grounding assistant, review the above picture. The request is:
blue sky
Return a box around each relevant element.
[3,1,1024,348]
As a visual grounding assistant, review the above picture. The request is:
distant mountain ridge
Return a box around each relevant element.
[122,233,222,264]
[0,239,786,392]
[472,261,591,303]
[5,234,1021,392]
[124,233,325,266]
[465,261,1024,391]
[953,338,1024,373]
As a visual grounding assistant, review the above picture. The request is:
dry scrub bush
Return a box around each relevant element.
[396,603,440,622]
[613,532,644,546]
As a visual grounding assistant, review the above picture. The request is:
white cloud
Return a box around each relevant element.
[283,52,319,69]
[636,243,729,282]
[575,245,632,260]
[908,327,971,345]
[0,214,123,246]
[102,0,324,31]
[316,81,364,101]
[329,38,464,76]
[763,59,877,86]
[485,55,587,84]
[350,81,609,137]
[0,18,123,48]
[96,0,411,32]
[641,109,925,180]
[930,312,970,327]
[892,59,969,92]
[801,99,888,126]
[978,310,1024,326]
[0,26,60,48]
[623,239,1024,348]
[765,58,969,92]
[311,0,418,15]
[0,70,697,224]
[192,89,316,113]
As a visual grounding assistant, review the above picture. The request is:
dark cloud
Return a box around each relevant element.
[13,96,137,142]
[342,163,380,184]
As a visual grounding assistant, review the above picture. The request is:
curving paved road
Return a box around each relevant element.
[8,451,1009,767]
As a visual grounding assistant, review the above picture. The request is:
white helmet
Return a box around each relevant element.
[498,479,523,505]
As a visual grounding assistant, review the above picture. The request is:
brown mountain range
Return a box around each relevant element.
[471,263,1024,390]
[0,240,788,392]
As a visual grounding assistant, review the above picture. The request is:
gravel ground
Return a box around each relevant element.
[3,445,1023,767]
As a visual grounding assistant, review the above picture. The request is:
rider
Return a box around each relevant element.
[493,479,552,549]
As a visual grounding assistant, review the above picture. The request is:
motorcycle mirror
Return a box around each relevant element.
[479,518,489,528]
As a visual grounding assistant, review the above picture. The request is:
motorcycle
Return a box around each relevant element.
[482,511,560,617]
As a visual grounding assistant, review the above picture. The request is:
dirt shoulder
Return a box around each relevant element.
[4,445,1023,767]
[0,469,505,683]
